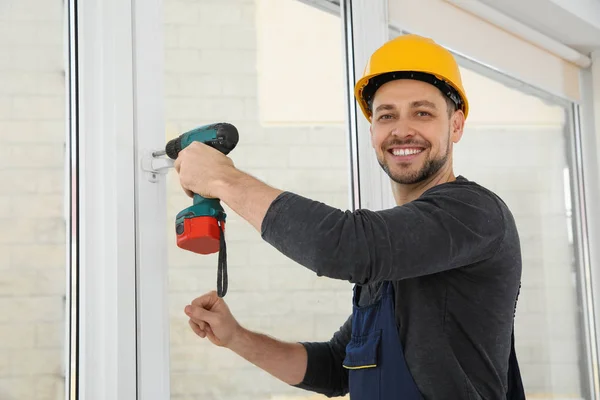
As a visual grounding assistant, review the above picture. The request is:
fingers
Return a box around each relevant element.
[188,305,219,326]
[173,157,188,195]
[186,305,209,334]
[184,304,207,330]
[205,325,219,344]
[172,151,191,196]
[174,158,196,198]
[185,306,218,330]
[185,291,224,338]
[189,319,206,338]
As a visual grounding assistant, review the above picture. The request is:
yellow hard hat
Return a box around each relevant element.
[354,34,469,122]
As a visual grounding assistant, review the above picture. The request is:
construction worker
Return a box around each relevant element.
[175,34,526,399]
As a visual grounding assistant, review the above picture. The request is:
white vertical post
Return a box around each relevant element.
[592,50,600,400]
[133,0,171,397]
[341,0,392,211]
[579,52,600,400]
[65,0,78,398]
[76,0,138,397]
[73,0,169,397]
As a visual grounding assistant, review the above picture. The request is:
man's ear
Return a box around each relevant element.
[450,110,465,143]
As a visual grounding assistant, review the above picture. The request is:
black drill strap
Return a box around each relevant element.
[217,220,228,297]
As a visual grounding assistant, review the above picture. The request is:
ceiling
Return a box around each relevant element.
[300,0,600,58]
[457,0,600,55]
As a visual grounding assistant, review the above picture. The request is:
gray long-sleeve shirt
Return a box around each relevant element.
[260,176,522,399]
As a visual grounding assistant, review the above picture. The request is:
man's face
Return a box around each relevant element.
[370,79,464,185]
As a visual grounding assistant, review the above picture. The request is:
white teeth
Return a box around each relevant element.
[392,148,423,156]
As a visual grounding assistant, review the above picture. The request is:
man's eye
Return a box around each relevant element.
[416,111,432,117]
[378,114,393,120]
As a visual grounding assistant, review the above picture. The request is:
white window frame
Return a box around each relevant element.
[67,0,169,398]
[579,51,600,398]
[66,0,600,397]
[340,0,393,211]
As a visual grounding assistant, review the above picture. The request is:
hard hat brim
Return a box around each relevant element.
[355,70,469,122]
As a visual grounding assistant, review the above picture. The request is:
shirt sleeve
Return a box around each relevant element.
[293,315,351,397]
[260,183,505,284]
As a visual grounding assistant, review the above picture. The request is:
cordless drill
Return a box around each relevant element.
[161,122,239,297]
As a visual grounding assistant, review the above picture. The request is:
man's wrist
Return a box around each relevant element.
[213,166,245,201]
[227,324,250,354]
[210,165,284,232]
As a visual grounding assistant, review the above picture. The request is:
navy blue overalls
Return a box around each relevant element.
[343,281,422,399]
[342,280,527,399]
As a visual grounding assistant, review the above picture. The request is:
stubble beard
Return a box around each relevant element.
[377,129,451,185]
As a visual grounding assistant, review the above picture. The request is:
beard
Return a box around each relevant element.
[377,130,450,185]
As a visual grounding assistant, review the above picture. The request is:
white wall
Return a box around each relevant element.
[0,0,66,399]
[257,0,345,124]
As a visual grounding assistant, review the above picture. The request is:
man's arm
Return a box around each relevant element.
[229,316,351,397]
[176,144,505,284]
[256,183,506,284]
[173,142,282,232]
[214,168,283,232]
[294,315,351,397]
[187,290,350,395]
[211,170,505,284]
[227,327,308,385]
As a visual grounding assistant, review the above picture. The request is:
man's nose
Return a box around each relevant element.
[390,119,415,138]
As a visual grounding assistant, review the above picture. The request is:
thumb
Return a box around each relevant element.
[191,291,220,310]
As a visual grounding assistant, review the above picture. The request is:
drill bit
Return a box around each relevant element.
[152,149,166,157]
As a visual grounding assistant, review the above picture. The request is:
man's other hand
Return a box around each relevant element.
[185,290,242,348]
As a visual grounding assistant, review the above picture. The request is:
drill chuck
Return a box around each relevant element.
[165,140,181,160]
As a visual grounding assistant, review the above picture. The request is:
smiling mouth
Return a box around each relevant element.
[388,147,425,156]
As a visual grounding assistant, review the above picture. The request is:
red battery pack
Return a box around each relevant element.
[176,216,224,255]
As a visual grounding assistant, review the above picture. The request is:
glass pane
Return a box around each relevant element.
[164,0,351,398]
[0,0,67,399]
[454,66,587,398]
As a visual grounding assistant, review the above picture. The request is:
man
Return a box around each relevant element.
[176,34,526,399]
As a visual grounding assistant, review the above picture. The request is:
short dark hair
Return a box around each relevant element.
[444,95,457,117]
[367,91,458,118]
[364,71,462,119]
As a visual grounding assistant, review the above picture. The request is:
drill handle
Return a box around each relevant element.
[192,194,225,220]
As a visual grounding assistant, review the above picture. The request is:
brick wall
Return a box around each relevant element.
[0,0,66,399]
